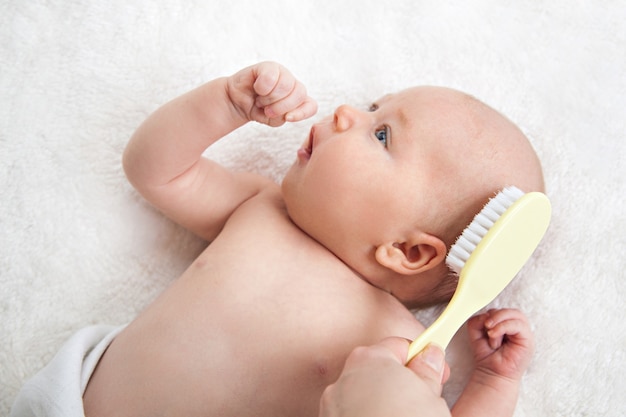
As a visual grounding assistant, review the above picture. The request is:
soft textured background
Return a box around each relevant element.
[1,1,624,416]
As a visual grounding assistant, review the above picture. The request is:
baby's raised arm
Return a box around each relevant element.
[123,62,317,240]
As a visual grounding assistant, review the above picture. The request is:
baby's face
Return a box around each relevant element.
[281,87,450,271]
[282,85,543,299]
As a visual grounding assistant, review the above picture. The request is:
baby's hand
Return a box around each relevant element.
[226,61,317,127]
[467,308,534,382]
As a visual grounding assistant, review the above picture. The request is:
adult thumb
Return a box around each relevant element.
[405,344,446,396]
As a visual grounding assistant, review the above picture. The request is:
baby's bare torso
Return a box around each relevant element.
[83,188,423,417]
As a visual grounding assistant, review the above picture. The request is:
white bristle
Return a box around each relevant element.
[491,200,507,213]
[454,237,473,258]
[446,186,525,274]
[475,213,494,229]
[503,186,524,200]
[485,206,503,221]
[447,256,466,272]
[468,222,488,236]
[463,228,482,245]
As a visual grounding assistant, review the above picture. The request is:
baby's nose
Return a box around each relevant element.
[334,104,364,132]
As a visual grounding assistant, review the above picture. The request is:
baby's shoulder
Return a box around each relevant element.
[223,182,298,234]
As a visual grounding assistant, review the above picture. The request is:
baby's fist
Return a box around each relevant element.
[467,308,534,381]
[228,61,317,127]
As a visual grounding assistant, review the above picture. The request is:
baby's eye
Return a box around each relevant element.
[374,126,389,147]
[369,103,379,112]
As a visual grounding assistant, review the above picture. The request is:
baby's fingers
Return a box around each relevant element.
[484,308,529,332]
[466,313,489,341]
[253,62,299,108]
[251,62,283,97]
[259,81,312,119]
[285,96,318,122]
[484,309,533,350]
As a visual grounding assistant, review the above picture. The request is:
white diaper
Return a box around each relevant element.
[10,325,124,417]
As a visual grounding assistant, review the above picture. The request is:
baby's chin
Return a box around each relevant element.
[279,171,301,220]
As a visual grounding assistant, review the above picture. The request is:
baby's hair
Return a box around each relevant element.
[408,267,459,309]
[439,267,461,300]
[433,268,460,304]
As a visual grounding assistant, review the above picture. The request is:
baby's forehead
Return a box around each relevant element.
[391,86,461,102]
[374,92,395,103]
[371,87,450,121]
[378,86,495,125]
[372,87,440,111]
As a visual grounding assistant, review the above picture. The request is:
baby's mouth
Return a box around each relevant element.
[306,126,314,154]
[297,126,314,160]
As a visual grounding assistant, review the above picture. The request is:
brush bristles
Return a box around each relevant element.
[446,186,525,274]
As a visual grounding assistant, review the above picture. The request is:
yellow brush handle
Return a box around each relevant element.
[406,303,475,360]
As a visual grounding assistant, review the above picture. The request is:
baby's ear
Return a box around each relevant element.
[375,232,447,275]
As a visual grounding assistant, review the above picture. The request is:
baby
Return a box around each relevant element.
[12,62,543,417]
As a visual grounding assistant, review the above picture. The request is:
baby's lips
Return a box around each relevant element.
[296,127,314,161]
[307,126,315,153]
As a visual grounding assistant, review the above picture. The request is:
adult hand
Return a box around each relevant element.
[319,338,451,417]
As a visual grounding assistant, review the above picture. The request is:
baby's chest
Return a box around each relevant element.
[193,206,423,337]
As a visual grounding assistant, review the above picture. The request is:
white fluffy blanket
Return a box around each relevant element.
[1,1,624,415]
